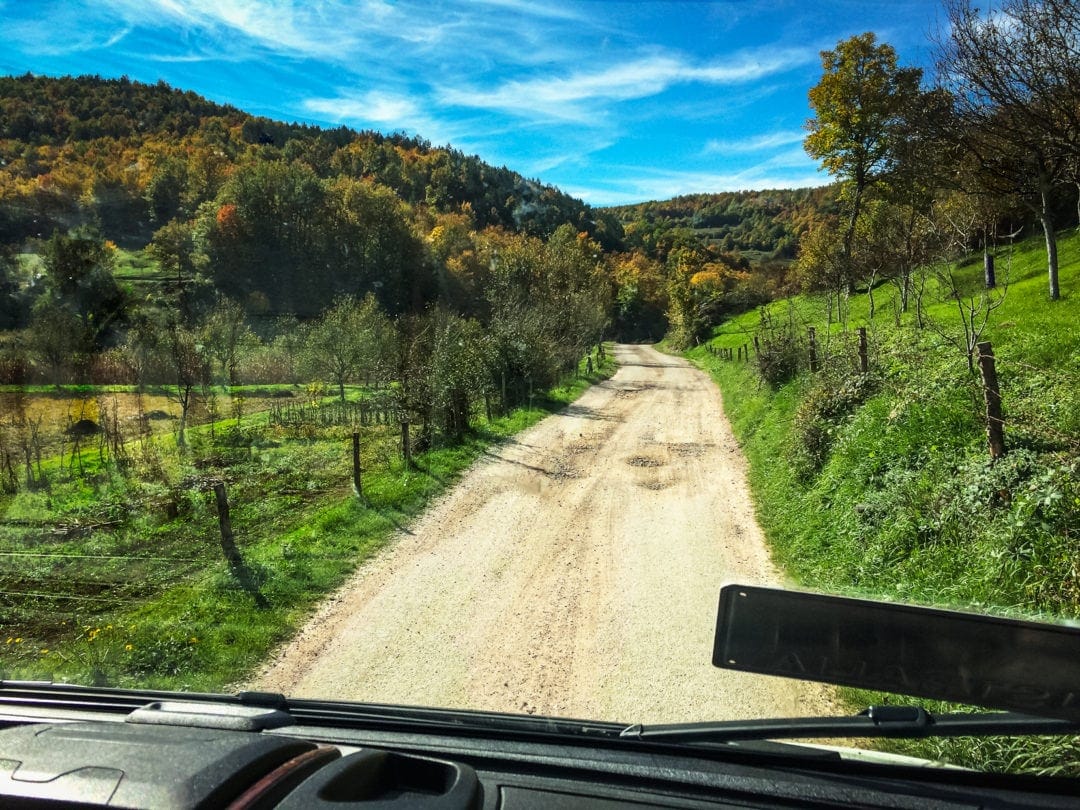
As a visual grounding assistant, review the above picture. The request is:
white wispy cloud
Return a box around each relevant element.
[100,0,420,60]
[2,3,130,55]
[703,130,807,155]
[441,47,815,123]
[570,157,825,206]
[302,91,465,147]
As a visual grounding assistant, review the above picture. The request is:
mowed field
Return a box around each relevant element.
[0,387,298,455]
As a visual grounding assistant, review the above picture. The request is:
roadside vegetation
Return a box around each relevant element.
[0,350,615,690]
[3,0,1079,776]
[676,2,1080,774]
[689,228,1078,773]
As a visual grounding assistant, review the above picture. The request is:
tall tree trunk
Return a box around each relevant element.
[1075,180,1080,230]
[840,185,864,296]
[866,268,877,320]
[1040,181,1060,300]
[177,405,188,448]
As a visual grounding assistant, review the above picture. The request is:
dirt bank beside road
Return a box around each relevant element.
[252,343,835,723]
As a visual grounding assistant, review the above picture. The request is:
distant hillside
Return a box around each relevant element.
[608,186,839,264]
[0,73,623,249]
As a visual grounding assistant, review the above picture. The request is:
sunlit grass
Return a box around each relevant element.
[0,350,617,691]
[685,231,1079,773]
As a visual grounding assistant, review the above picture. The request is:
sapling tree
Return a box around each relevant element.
[302,294,392,402]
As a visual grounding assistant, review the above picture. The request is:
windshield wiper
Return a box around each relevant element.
[621,705,1080,743]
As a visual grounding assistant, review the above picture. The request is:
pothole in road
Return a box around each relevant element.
[639,480,671,491]
[547,458,581,480]
[626,455,663,468]
[666,442,712,457]
[567,441,597,455]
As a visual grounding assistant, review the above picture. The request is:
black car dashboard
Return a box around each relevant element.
[0,687,1076,809]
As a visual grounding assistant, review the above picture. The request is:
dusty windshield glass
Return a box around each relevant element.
[1,0,1078,775]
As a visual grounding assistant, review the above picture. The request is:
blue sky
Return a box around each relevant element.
[1,0,944,206]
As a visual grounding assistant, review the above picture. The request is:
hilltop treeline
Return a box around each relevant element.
[0,72,838,388]
[611,187,839,263]
[0,74,631,446]
[0,73,619,247]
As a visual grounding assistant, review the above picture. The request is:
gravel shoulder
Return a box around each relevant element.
[251,343,838,724]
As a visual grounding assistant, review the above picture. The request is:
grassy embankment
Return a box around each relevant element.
[687,231,1079,773]
[0,350,616,691]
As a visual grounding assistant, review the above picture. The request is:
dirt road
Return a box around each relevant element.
[252,344,835,723]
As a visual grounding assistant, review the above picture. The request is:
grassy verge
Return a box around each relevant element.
[683,232,1079,773]
[0,350,616,691]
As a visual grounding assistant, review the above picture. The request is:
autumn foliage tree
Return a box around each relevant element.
[804,33,924,289]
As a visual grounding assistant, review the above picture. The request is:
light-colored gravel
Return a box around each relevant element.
[251,343,837,724]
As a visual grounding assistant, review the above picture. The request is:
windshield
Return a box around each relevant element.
[1,0,1078,777]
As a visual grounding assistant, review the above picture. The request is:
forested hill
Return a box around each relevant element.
[607,187,838,264]
[0,73,621,250]
[0,73,837,352]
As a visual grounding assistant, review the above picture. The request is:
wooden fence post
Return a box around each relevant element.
[743,343,749,362]
[808,327,818,372]
[753,335,760,356]
[401,418,412,467]
[858,327,868,373]
[977,341,1006,459]
[213,482,242,569]
[352,431,362,497]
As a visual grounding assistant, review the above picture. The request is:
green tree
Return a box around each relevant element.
[805,33,924,280]
[144,157,187,224]
[0,247,26,330]
[936,0,1080,300]
[129,315,208,449]
[411,309,495,442]
[200,296,255,385]
[27,297,82,382]
[202,160,329,315]
[302,295,392,402]
[38,228,126,354]
[147,219,199,318]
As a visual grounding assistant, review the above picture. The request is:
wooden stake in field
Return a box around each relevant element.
[213,482,242,570]
[352,431,362,497]
[808,327,819,372]
[401,418,412,468]
[977,341,1006,460]
[858,327,868,373]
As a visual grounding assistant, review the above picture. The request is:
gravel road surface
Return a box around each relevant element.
[252,343,836,723]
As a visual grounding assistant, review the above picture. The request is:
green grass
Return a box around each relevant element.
[0,350,617,690]
[683,231,1080,773]
[111,246,161,276]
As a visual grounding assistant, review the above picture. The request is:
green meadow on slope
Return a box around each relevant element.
[0,354,615,691]
[690,231,1079,773]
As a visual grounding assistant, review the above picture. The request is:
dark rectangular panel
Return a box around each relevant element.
[713,585,1080,722]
